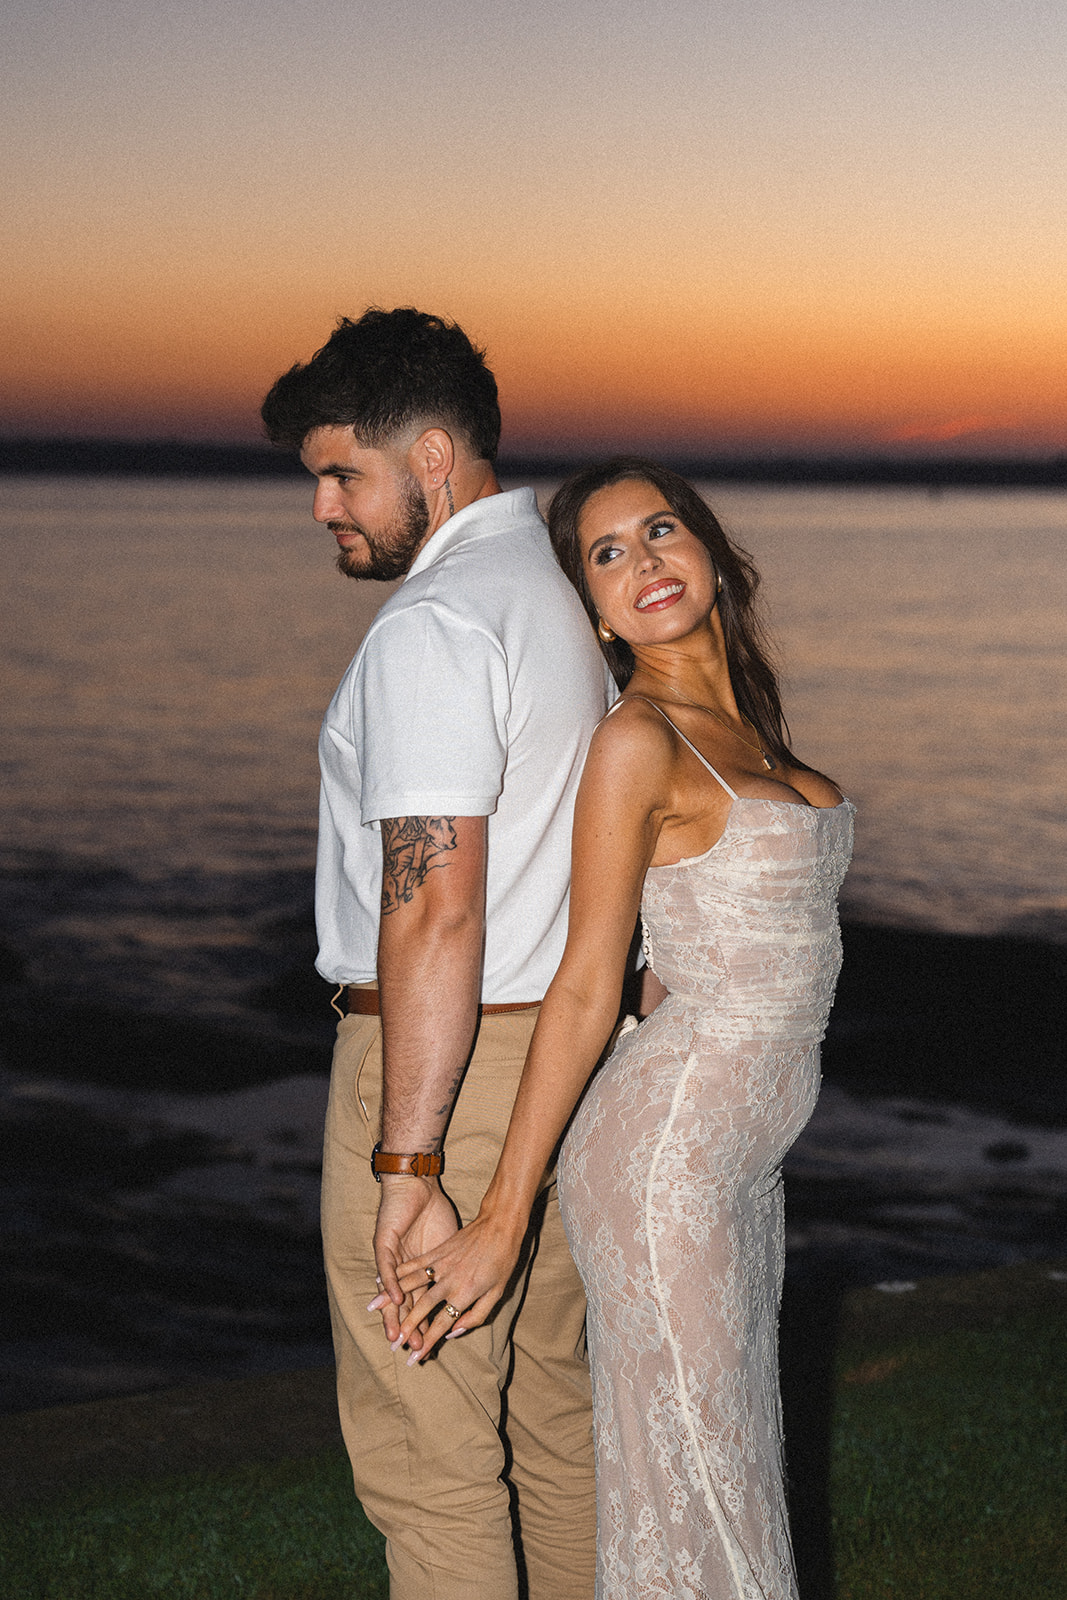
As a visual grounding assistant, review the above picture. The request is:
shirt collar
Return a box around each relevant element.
[405,487,541,581]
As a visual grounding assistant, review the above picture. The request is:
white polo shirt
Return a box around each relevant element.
[315,487,611,1001]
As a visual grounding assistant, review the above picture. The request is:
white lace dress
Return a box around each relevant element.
[557,728,854,1600]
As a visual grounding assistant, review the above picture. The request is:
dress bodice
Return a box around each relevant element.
[642,798,855,1043]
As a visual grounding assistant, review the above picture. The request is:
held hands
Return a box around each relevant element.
[368,1176,459,1349]
[382,1207,530,1365]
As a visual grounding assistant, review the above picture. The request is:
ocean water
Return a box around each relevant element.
[3,477,1065,981]
[1,474,1065,1409]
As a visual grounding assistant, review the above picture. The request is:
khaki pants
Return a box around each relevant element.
[321,1008,596,1600]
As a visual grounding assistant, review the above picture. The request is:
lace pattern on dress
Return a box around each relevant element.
[559,797,854,1599]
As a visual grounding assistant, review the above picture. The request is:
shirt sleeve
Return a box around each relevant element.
[354,599,510,825]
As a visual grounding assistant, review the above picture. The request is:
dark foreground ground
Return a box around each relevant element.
[1,1258,1062,1513]
[1,923,1064,1415]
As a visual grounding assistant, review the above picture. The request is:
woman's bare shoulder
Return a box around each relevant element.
[590,695,679,765]
[579,696,677,810]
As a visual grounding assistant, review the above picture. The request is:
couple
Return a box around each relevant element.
[262,309,853,1600]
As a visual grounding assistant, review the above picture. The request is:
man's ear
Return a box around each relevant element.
[409,427,455,489]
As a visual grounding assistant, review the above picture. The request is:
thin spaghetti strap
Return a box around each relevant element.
[616,696,739,801]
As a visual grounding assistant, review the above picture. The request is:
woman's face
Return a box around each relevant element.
[579,478,718,648]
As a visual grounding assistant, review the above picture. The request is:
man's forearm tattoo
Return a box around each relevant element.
[380,816,457,914]
[434,1062,469,1123]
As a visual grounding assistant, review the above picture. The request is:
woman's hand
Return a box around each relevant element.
[388,1207,530,1364]
[370,1176,459,1351]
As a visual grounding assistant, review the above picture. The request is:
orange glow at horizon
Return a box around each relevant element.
[4,270,1067,455]
[3,0,1066,456]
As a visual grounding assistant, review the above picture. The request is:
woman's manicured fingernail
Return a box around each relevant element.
[445,1327,466,1339]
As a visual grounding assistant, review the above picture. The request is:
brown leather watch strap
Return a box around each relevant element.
[370,1142,444,1181]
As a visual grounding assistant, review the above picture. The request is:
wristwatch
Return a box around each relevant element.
[370,1142,445,1181]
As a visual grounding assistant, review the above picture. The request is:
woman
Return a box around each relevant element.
[390,459,854,1599]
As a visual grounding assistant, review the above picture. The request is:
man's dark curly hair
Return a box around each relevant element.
[261,307,501,461]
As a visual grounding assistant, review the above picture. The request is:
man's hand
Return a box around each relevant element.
[370,1177,459,1348]
[390,1203,530,1364]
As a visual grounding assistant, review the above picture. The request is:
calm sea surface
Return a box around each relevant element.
[2,474,1064,1022]
[1,475,1065,1408]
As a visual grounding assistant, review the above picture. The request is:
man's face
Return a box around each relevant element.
[300,425,430,581]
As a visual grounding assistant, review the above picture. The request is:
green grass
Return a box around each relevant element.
[0,1449,388,1600]
[831,1314,1065,1600]
[1,1311,1062,1599]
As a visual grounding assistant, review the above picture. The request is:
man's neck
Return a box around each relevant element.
[453,462,502,509]
[420,462,501,543]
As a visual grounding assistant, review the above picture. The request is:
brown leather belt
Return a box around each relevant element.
[344,986,539,1017]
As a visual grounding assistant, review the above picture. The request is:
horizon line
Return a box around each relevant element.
[2,436,1067,489]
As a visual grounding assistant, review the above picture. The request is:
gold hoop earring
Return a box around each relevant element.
[597,616,616,644]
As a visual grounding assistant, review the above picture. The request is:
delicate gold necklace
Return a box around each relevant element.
[662,688,777,771]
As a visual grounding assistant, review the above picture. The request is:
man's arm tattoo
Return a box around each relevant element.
[380,816,458,914]
[433,1062,469,1123]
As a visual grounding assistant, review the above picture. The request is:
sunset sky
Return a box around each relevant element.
[3,0,1065,455]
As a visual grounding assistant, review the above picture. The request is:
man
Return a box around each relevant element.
[261,309,607,1600]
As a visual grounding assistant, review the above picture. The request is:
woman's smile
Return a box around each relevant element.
[635,580,686,611]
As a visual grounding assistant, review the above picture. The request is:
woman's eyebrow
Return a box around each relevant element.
[585,509,674,557]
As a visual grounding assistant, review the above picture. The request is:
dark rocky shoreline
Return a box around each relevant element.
[1,921,1064,1416]
[3,920,1064,1108]
[824,923,1067,1125]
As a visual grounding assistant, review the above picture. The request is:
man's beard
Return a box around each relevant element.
[332,476,431,581]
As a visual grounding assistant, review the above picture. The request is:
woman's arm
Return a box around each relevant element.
[385,707,668,1360]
